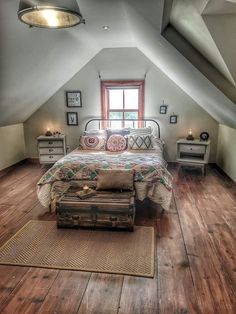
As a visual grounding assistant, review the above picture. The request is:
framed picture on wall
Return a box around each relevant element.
[169,114,177,124]
[160,105,167,114]
[67,112,78,126]
[66,91,82,107]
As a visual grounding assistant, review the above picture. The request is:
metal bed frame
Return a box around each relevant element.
[84,118,161,138]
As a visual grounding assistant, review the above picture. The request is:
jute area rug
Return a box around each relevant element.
[0,220,155,278]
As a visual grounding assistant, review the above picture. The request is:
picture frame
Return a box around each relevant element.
[160,105,167,114]
[66,91,82,108]
[67,112,78,126]
[170,115,177,124]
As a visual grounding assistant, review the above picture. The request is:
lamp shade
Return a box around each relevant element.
[18,0,84,29]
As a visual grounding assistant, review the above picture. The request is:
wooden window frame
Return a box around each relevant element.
[101,80,144,128]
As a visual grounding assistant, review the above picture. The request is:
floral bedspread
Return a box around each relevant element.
[37,149,173,210]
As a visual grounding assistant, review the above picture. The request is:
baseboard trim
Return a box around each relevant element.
[27,158,40,164]
[214,163,236,183]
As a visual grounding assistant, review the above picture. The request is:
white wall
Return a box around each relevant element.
[0,124,26,170]
[217,124,236,182]
[24,48,219,162]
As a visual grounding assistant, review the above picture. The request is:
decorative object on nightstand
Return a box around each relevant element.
[176,138,210,175]
[37,135,66,165]
[186,128,194,141]
[200,131,209,141]
[45,127,52,136]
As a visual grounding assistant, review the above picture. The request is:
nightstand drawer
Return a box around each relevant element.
[38,140,63,148]
[39,154,64,163]
[39,147,64,155]
[179,144,205,154]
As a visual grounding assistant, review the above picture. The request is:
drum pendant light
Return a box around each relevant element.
[18,0,85,29]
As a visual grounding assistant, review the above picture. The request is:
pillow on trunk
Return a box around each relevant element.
[96,169,134,191]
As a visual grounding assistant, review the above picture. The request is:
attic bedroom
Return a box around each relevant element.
[0,0,235,313]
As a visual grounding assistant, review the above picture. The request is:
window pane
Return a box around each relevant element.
[124,111,138,119]
[109,111,122,128]
[109,111,123,119]
[109,89,123,109]
[124,111,138,128]
[124,89,139,109]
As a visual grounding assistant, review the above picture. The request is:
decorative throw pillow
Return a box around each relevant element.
[96,169,134,191]
[79,135,106,150]
[106,128,130,149]
[129,126,152,136]
[128,134,153,150]
[106,134,127,152]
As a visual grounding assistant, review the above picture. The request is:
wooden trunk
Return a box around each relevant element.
[56,188,135,231]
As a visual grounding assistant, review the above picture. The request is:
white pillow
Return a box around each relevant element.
[84,129,106,137]
[151,135,164,152]
[129,126,152,136]
[128,134,153,150]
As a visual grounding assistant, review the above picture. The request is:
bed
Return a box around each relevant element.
[37,118,173,212]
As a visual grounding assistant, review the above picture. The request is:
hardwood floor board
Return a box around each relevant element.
[0,174,40,206]
[0,192,38,226]
[38,270,91,314]
[77,273,123,314]
[189,255,236,314]
[0,267,59,314]
[157,208,200,314]
[0,266,28,306]
[207,223,236,287]
[0,164,43,194]
[118,275,158,314]
[0,202,48,246]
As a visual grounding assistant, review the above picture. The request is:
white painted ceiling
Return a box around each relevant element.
[0,0,236,128]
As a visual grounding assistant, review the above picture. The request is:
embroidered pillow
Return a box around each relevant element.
[79,135,106,150]
[106,134,127,152]
[96,169,134,191]
[106,128,130,150]
[128,134,153,150]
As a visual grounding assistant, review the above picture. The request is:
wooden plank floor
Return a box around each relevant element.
[0,162,235,314]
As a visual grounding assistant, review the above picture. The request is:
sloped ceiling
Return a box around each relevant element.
[0,0,236,128]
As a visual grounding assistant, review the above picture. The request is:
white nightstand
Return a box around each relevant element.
[176,139,210,175]
[37,135,66,165]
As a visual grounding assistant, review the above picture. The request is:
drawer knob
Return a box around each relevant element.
[48,141,53,145]
[190,148,192,150]
[49,148,53,152]
[49,155,53,159]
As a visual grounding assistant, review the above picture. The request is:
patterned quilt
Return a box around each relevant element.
[37,149,173,210]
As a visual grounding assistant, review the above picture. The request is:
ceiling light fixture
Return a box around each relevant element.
[102,25,109,30]
[18,0,85,29]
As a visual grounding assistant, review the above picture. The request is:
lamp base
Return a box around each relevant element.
[45,131,52,136]
[186,134,194,141]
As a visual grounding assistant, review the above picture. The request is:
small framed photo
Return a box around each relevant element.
[160,105,167,114]
[66,91,82,107]
[67,112,78,126]
[170,115,177,124]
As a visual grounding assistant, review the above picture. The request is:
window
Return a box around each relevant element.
[101,80,144,128]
